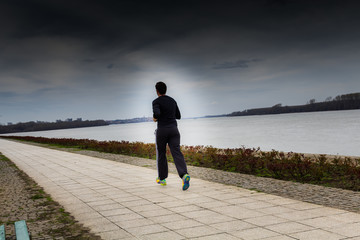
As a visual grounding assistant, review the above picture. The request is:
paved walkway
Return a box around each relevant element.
[1,139,360,240]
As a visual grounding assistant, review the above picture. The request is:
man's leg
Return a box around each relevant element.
[156,128,168,180]
[168,127,188,178]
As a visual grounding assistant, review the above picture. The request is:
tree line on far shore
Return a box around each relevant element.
[228,92,360,117]
[0,119,108,134]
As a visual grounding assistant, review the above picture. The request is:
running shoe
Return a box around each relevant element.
[156,177,166,186]
[182,174,190,191]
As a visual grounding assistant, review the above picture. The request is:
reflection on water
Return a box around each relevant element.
[4,110,360,156]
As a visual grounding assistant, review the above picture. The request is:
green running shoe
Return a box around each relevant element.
[182,174,190,191]
[156,177,166,186]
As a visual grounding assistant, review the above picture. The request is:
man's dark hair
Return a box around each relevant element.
[155,82,167,95]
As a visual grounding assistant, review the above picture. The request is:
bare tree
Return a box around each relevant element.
[307,99,316,104]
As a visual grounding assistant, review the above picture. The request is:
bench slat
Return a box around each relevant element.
[0,225,5,240]
[15,220,30,240]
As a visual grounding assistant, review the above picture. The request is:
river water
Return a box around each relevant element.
[3,110,360,156]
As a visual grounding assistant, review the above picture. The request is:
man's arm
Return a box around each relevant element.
[175,104,181,120]
[153,100,161,121]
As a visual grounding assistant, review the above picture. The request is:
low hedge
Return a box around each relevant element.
[2,136,360,191]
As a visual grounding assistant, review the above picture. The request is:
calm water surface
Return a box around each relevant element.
[4,110,360,156]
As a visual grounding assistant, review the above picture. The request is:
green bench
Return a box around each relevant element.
[0,220,30,240]
[0,225,4,240]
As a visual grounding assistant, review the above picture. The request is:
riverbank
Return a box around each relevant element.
[5,138,360,214]
[0,153,101,239]
[3,136,360,192]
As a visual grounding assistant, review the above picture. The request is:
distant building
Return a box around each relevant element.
[76,118,82,121]
[56,119,62,123]
[66,118,72,122]
[7,122,12,125]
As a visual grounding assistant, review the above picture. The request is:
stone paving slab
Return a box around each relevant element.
[1,139,360,240]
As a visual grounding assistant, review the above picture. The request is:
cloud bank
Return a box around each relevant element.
[1,0,360,123]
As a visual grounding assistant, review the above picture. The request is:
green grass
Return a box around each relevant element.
[249,188,263,193]
[31,194,45,200]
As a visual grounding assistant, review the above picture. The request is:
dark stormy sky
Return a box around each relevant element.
[1,0,360,124]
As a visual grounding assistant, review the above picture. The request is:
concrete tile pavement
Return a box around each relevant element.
[1,138,360,240]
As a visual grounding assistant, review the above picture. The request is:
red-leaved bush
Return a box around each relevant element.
[2,136,360,191]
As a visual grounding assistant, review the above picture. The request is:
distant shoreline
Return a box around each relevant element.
[0,119,108,134]
[206,93,360,118]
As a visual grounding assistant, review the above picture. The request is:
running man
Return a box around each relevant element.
[152,81,190,190]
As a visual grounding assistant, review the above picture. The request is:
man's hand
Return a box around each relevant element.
[153,118,157,122]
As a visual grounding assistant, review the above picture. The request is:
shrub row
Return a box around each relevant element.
[2,136,360,191]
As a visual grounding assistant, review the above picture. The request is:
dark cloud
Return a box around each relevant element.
[0,92,17,98]
[1,0,360,123]
[83,59,96,63]
[2,0,360,52]
[212,59,262,70]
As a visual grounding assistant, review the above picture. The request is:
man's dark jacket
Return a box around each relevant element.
[152,95,181,128]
